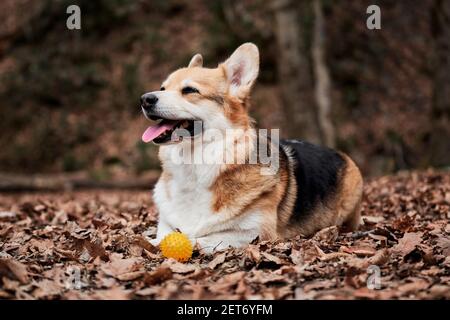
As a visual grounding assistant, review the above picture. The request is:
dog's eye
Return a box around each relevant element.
[160,87,165,91]
[181,86,199,95]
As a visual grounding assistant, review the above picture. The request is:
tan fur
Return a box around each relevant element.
[162,66,252,129]
[208,138,365,240]
[210,163,278,215]
[162,67,227,104]
[159,170,172,200]
[274,146,299,236]
[336,153,363,231]
[223,95,252,128]
[279,152,363,238]
[210,160,288,240]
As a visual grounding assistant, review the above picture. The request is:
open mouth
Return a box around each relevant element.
[142,116,198,144]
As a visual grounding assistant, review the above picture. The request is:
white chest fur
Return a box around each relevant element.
[151,137,263,252]
[153,160,220,238]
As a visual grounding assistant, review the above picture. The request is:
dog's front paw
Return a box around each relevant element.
[149,238,161,247]
[195,237,227,255]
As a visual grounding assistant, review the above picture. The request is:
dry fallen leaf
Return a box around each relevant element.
[82,238,109,261]
[91,287,131,300]
[299,241,324,264]
[33,279,62,299]
[245,245,261,263]
[397,278,429,296]
[261,252,284,265]
[252,270,288,284]
[164,259,197,274]
[290,249,303,265]
[208,271,245,294]
[132,235,158,254]
[392,215,416,232]
[341,246,377,257]
[208,252,227,270]
[445,224,450,234]
[143,266,173,285]
[392,232,423,257]
[312,226,339,243]
[0,258,29,284]
[362,215,385,225]
[0,211,17,221]
[320,252,350,261]
[101,256,144,278]
[116,271,145,281]
[0,225,13,238]
[436,236,450,256]
[367,248,390,265]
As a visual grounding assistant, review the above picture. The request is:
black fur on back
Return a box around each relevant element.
[280,139,346,222]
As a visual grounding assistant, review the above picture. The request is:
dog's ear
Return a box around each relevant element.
[188,54,203,68]
[221,43,259,98]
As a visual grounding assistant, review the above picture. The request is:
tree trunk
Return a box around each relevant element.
[312,0,335,148]
[429,0,450,166]
[272,0,321,143]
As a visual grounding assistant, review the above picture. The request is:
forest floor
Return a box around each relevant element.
[0,170,449,300]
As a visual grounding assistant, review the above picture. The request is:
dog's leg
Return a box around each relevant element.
[149,219,172,246]
[195,230,259,254]
[341,198,362,232]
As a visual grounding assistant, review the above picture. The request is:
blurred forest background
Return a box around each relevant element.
[0,0,449,183]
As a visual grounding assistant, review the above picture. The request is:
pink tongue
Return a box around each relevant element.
[142,120,178,143]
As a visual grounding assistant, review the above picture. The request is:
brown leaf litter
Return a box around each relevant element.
[0,171,449,299]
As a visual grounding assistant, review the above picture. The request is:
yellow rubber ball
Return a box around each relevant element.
[160,231,193,262]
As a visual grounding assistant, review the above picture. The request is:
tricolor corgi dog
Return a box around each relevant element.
[140,43,363,253]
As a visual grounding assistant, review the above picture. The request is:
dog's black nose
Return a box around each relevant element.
[140,93,158,111]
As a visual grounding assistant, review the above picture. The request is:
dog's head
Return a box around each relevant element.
[140,43,259,144]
